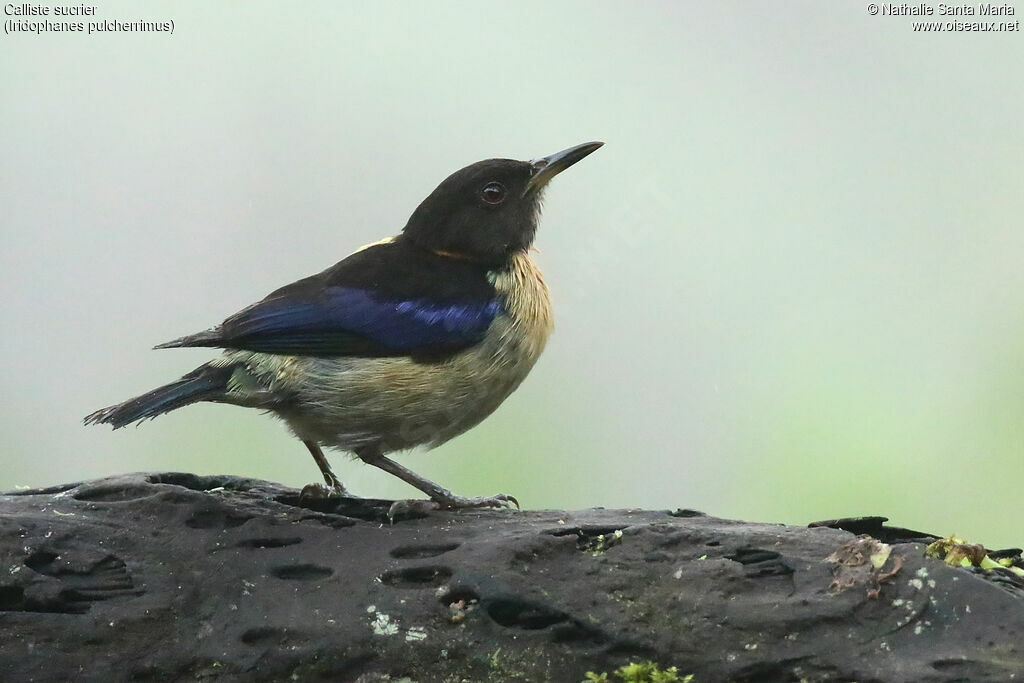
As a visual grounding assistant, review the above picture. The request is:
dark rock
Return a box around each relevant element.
[0,473,1021,682]
[808,516,938,545]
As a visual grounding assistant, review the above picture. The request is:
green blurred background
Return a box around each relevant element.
[2,2,1021,547]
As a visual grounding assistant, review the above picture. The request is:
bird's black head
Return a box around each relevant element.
[402,142,603,266]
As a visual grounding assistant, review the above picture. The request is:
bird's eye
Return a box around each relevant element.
[481,181,506,205]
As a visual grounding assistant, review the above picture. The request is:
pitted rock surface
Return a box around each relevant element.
[0,473,1021,681]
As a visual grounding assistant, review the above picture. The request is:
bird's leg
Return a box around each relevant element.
[302,440,347,496]
[355,445,518,513]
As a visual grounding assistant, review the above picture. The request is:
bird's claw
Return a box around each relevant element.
[386,493,519,523]
[436,493,520,511]
[387,498,440,522]
[299,482,348,501]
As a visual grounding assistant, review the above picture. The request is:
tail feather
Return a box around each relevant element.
[84,364,235,429]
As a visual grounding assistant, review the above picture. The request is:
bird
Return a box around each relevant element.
[84,141,603,510]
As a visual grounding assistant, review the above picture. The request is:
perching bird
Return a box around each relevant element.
[85,141,603,509]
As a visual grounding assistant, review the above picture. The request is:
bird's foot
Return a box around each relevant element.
[436,493,520,511]
[387,499,438,522]
[387,493,519,523]
[298,481,348,501]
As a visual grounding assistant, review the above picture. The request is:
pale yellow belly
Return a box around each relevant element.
[220,252,554,455]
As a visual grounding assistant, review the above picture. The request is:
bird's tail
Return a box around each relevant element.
[84,363,236,429]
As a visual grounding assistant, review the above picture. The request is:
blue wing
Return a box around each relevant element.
[156,238,503,358]
[213,287,501,356]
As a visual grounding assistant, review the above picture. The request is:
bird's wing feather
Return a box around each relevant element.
[157,239,502,357]
[214,287,500,356]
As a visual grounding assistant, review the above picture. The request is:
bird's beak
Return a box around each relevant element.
[525,141,604,194]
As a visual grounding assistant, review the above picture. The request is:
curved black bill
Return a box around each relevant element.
[525,141,604,193]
